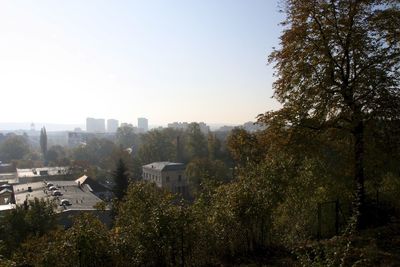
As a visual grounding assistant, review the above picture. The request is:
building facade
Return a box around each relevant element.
[142,162,187,196]
[86,118,106,133]
[107,119,119,133]
[137,117,148,132]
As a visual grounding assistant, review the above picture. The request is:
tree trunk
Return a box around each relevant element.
[354,119,366,229]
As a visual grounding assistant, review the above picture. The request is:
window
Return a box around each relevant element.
[166,176,170,182]
[178,175,182,182]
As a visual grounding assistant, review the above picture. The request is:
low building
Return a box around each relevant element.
[142,162,188,197]
[1,175,112,225]
[75,175,113,201]
[17,167,72,183]
[0,184,15,205]
[0,163,18,184]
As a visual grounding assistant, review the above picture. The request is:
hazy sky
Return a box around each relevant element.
[0,0,283,126]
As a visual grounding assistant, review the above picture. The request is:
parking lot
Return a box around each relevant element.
[13,180,103,212]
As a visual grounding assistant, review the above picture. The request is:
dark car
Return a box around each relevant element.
[52,190,62,196]
[60,199,71,206]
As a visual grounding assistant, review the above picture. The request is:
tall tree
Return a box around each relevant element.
[0,134,30,161]
[113,158,129,201]
[186,123,208,160]
[116,124,138,149]
[137,130,176,163]
[261,0,400,226]
[227,128,263,167]
[39,127,47,161]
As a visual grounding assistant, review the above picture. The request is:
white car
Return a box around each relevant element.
[48,186,58,191]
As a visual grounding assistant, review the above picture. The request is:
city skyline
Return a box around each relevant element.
[0,0,283,125]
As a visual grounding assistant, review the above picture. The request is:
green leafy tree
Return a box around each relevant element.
[113,158,129,201]
[207,133,221,160]
[15,214,112,267]
[185,158,230,196]
[137,129,176,164]
[186,123,208,160]
[114,182,193,266]
[116,123,138,149]
[0,134,30,161]
[0,198,56,255]
[227,128,264,167]
[72,137,118,169]
[199,164,279,262]
[261,0,400,226]
[46,145,68,165]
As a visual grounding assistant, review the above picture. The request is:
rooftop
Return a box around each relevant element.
[143,162,185,171]
[0,163,16,174]
[13,181,104,212]
[17,167,70,178]
[0,203,16,212]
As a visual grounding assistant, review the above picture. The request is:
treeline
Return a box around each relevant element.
[0,123,235,196]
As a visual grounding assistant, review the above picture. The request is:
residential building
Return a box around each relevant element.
[17,166,72,183]
[107,119,119,133]
[86,118,106,133]
[0,163,17,184]
[142,162,188,196]
[75,175,113,201]
[137,117,148,132]
[0,184,15,205]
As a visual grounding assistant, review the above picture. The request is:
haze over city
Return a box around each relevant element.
[0,0,283,126]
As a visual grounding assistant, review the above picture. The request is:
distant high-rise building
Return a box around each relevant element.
[107,119,119,133]
[86,118,106,133]
[138,117,148,132]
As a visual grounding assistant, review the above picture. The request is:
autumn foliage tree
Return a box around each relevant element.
[260,0,400,227]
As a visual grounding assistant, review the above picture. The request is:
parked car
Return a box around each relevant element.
[48,186,58,191]
[52,190,62,196]
[46,183,54,188]
[60,199,71,206]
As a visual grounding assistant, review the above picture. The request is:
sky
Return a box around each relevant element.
[0,0,284,127]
